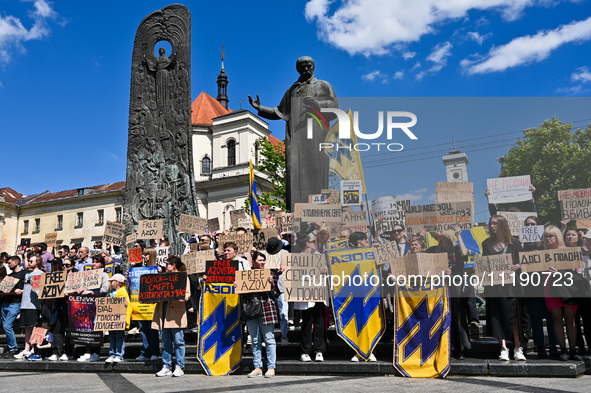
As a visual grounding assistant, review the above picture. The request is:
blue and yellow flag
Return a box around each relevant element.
[326,247,384,360]
[424,227,489,269]
[394,281,451,378]
[197,283,242,376]
[249,159,261,229]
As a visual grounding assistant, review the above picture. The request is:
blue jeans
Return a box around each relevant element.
[161,328,185,369]
[275,293,289,340]
[109,330,125,358]
[246,317,276,369]
[138,320,160,357]
[1,302,22,352]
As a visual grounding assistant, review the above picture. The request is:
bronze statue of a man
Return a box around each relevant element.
[249,56,338,212]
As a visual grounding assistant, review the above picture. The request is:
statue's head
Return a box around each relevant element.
[296,56,315,78]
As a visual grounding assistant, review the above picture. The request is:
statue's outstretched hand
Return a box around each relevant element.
[248,95,261,110]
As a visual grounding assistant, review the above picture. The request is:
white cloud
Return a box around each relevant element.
[467,31,491,45]
[361,69,389,83]
[427,41,452,65]
[394,70,404,79]
[571,66,591,83]
[110,153,119,159]
[402,51,416,60]
[462,16,591,74]
[415,70,426,81]
[556,85,586,95]
[305,0,538,55]
[397,188,429,203]
[0,0,58,65]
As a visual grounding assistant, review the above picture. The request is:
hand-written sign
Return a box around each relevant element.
[558,188,591,220]
[405,202,473,233]
[44,232,58,248]
[327,222,368,239]
[230,209,247,226]
[487,175,532,204]
[30,327,48,345]
[283,253,327,302]
[218,233,253,254]
[497,211,537,236]
[274,213,294,232]
[138,272,187,303]
[94,297,127,331]
[261,251,283,269]
[182,250,215,274]
[576,219,591,229]
[392,253,448,277]
[128,247,143,265]
[519,225,544,243]
[238,216,253,228]
[294,203,342,223]
[341,180,362,206]
[321,189,340,204]
[519,248,585,272]
[252,228,279,251]
[474,254,513,286]
[377,200,411,238]
[372,242,400,266]
[235,269,271,294]
[204,260,238,283]
[207,218,220,233]
[102,221,125,245]
[436,182,473,203]
[125,233,138,248]
[309,194,328,204]
[137,220,163,240]
[342,210,367,227]
[371,196,398,219]
[0,276,19,293]
[155,246,169,266]
[177,214,207,234]
[38,271,68,299]
[128,266,158,302]
[260,205,270,218]
[31,275,42,291]
[65,269,104,293]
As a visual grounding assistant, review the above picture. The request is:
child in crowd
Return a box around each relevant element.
[28,321,53,361]
[105,274,131,363]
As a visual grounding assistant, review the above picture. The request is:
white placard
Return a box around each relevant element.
[486,175,532,204]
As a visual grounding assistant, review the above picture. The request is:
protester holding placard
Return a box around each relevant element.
[1,256,26,358]
[485,184,537,217]
[153,256,191,378]
[104,274,131,363]
[481,215,525,361]
[28,321,53,361]
[242,251,280,378]
[14,255,44,359]
[542,226,583,361]
[41,258,71,361]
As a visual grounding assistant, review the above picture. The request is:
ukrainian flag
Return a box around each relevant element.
[424,227,489,268]
[249,160,262,229]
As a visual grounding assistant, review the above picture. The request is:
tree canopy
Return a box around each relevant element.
[499,117,591,225]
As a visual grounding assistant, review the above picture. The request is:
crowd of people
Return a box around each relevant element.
[1,201,591,377]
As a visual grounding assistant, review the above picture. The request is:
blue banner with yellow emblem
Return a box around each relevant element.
[326,247,384,361]
[197,282,242,376]
[394,282,451,378]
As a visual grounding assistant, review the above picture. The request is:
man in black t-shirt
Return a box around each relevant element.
[1,256,27,357]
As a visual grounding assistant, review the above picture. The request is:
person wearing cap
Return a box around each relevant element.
[105,274,131,363]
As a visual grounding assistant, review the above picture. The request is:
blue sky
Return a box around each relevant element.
[1,0,590,223]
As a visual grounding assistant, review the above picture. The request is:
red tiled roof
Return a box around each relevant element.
[268,134,285,153]
[0,187,25,204]
[191,92,232,126]
[1,181,126,206]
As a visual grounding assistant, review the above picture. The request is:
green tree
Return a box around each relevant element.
[499,117,591,224]
[243,136,286,213]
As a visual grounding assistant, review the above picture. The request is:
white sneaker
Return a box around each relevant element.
[281,338,289,346]
[135,355,149,361]
[89,353,100,362]
[77,353,91,362]
[172,365,184,377]
[105,356,115,363]
[246,335,252,345]
[150,355,158,361]
[369,354,377,362]
[59,354,69,361]
[47,354,59,361]
[300,353,312,362]
[351,355,359,362]
[499,347,510,361]
[514,347,526,361]
[112,357,123,363]
[156,366,172,377]
[14,350,31,359]
[315,352,324,362]
[128,327,140,335]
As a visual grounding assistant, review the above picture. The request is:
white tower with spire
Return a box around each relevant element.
[442,131,469,182]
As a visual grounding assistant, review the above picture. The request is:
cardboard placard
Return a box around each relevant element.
[138,272,187,303]
[189,242,201,252]
[576,219,591,229]
[0,276,19,293]
[0,239,6,253]
[372,242,400,266]
[64,269,104,293]
[94,297,127,331]
[102,221,125,245]
[342,210,367,226]
[137,219,163,240]
[487,175,532,204]
[182,250,215,274]
[497,211,538,236]
[321,189,340,204]
[405,202,473,233]
[341,180,362,206]
[294,203,342,223]
[207,217,220,233]
[218,233,254,254]
[558,188,591,220]
[309,194,328,204]
[392,253,448,277]
[519,248,585,272]
[38,271,68,299]
[274,212,294,232]
[30,327,47,345]
[44,232,58,248]
[371,196,398,219]
[204,260,238,283]
[260,205,270,218]
[261,251,283,269]
[230,209,247,226]
[31,274,42,291]
[327,222,368,239]
[125,233,138,248]
[474,254,513,286]
[252,228,279,251]
[155,246,169,266]
[519,225,544,243]
[238,216,253,228]
[283,253,327,302]
[435,182,474,203]
[178,214,207,234]
[128,247,143,265]
[235,269,272,294]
